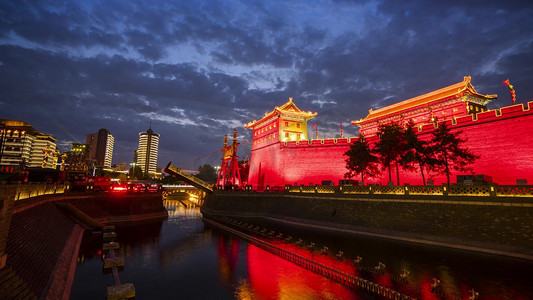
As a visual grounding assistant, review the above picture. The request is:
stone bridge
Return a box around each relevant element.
[162,184,206,207]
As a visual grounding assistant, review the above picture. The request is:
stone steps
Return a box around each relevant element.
[5,202,76,297]
[0,266,36,300]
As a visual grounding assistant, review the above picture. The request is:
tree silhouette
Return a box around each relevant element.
[431,122,479,185]
[401,120,437,185]
[196,164,218,182]
[344,134,378,185]
[128,165,143,180]
[375,123,406,185]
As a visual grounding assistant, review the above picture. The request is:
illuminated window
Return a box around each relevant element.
[297,133,301,140]
[297,123,300,128]
[285,132,289,138]
[476,107,479,112]
[274,123,276,128]
[273,133,276,139]
[269,125,272,130]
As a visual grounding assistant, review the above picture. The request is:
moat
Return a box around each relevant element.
[70,200,533,299]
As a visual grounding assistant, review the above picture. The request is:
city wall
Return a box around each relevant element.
[202,188,533,260]
[248,101,533,187]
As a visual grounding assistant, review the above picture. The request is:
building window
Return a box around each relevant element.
[297,123,301,128]
[285,121,289,127]
[285,132,289,138]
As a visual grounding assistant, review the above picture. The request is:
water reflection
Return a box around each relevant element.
[235,216,533,299]
[71,204,533,299]
[245,243,360,299]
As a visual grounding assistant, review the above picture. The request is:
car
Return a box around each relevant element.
[130,183,146,192]
[110,182,129,192]
[146,183,161,192]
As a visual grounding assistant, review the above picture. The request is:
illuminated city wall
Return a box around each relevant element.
[247,101,533,188]
[247,143,282,189]
[280,138,353,186]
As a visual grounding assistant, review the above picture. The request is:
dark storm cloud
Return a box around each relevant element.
[1,0,532,168]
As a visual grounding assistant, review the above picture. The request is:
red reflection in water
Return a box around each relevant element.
[217,235,240,282]
[246,243,361,299]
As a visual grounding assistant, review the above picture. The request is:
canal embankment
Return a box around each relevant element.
[201,190,533,261]
[0,190,167,299]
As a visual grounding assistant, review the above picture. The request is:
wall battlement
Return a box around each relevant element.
[412,101,533,134]
[282,137,354,148]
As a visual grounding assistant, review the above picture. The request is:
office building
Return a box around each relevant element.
[137,128,159,178]
[86,128,114,169]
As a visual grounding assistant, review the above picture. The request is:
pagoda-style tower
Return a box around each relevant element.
[245,98,317,190]
[245,98,317,149]
[353,76,497,136]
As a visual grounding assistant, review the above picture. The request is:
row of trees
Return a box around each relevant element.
[344,121,479,186]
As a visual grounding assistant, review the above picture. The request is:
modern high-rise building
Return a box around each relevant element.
[136,128,159,178]
[0,119,59,169]
[86,128,114,169]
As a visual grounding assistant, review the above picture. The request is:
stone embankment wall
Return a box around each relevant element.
[202,191,533,260]
[1,188,166,299]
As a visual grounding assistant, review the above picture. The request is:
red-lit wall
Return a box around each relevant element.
[247,101,533,188]
[280,138,353,186]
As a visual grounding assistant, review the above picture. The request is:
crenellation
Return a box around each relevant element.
[475,109,497,121]
[499,103,527,115]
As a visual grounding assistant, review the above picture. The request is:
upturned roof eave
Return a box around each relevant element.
[244,98,317,129]
[352,76,497,126]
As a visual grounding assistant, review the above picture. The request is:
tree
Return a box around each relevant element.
[375,123,406,185]
[160,174,183,185]
[196,164,218,182]
[431,122,479,186]
[344,134,379,185]
[401,120,437,185]
[129,165,143,180]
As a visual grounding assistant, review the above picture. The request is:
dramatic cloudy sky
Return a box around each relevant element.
[1,0,532,169]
